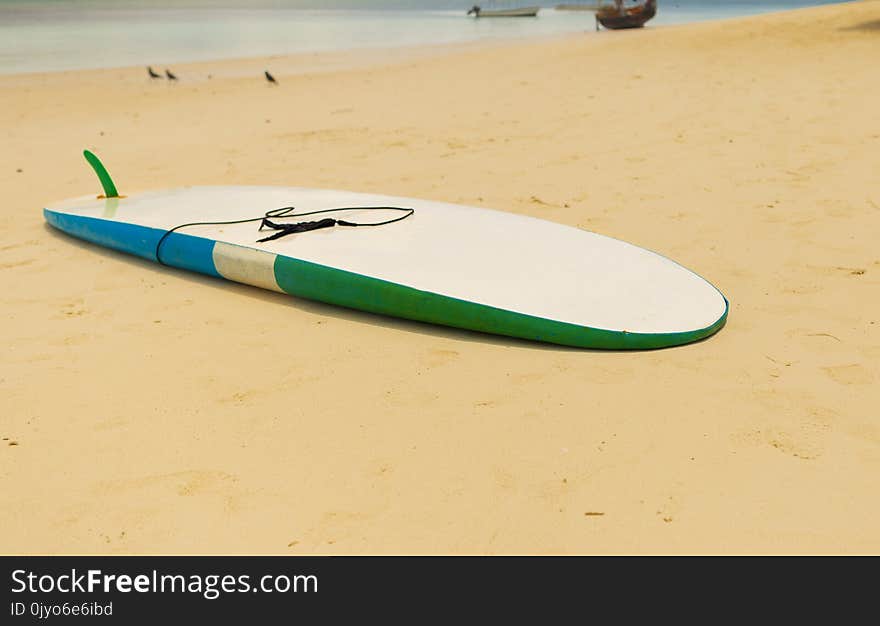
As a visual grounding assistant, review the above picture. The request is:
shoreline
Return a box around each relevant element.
[0,2,855,80]
[2,0,879,554]
[0,31,573,84]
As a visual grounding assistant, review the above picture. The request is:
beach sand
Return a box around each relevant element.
[1,1,878,555]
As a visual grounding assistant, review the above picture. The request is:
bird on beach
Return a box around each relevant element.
[147,66,161,79]
[264,70,277,85]
[165,69,178,81]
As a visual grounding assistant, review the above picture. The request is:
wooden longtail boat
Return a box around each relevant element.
[596,0,656,29]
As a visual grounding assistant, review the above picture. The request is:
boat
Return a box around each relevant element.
[596,0,656,29]
[467,5,540,17]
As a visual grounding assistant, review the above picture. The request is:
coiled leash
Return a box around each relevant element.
[155,205,414,266]
[79,151,415,266]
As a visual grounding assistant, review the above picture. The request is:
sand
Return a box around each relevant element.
[1,1,878,555]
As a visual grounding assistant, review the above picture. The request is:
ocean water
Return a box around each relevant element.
[0,1,847,75]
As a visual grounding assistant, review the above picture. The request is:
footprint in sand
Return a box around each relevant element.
[493,467,517,490]
[731,403,832,460]
[0,259,36,270]
[767,432,823,460]
[223,389,259,404]
[101,470,242,504]
[807,264,868,277]
[0,240,38,252]
[832,266,866,276]
[423,348,460,369]
[175,472,238,497]
[52,333,91,347]
[58,299,88,318]
[528,195,565,209]
[369,459,394,478]
[511,371,545,385]
[655,494,682,524]
[822,364,874,385]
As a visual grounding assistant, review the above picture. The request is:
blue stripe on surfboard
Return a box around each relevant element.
[44,209,221,278]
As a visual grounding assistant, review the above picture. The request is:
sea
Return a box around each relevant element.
[0,0,848,75]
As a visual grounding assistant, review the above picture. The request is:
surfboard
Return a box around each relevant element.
[43,155,728,349]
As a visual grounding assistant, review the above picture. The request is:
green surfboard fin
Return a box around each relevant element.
[83,150,118,198]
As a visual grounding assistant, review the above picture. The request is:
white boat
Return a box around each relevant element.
[467,5,540,17]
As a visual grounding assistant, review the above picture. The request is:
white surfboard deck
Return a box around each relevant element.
[44,186,728,348]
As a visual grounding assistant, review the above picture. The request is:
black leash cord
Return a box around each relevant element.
[154,205,414,265]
